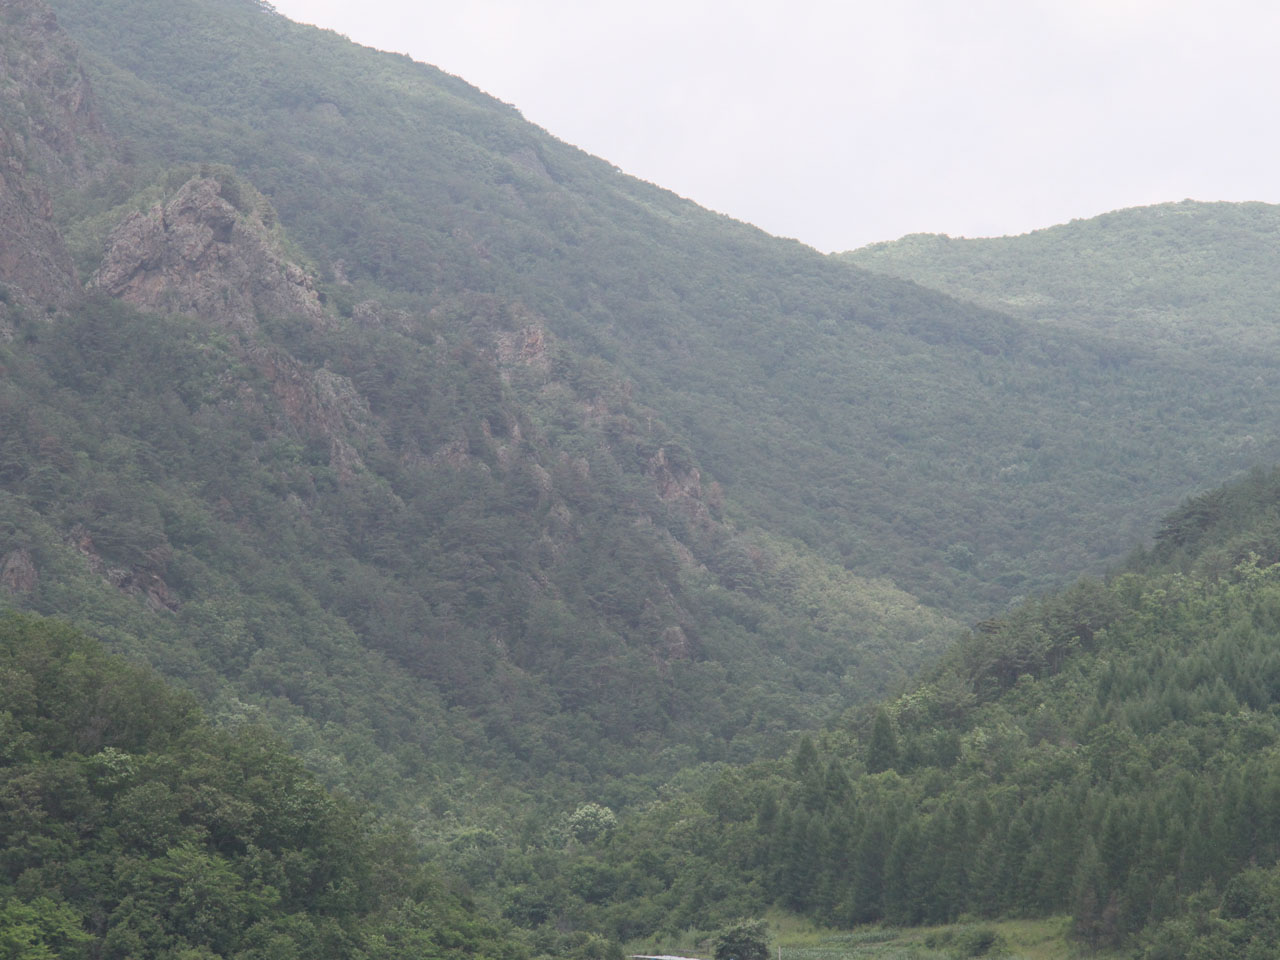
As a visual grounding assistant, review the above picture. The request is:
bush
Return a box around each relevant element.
[712,920,768,960]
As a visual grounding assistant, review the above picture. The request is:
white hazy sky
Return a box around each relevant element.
[269,0,1280,252]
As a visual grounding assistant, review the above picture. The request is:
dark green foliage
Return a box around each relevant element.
[519,470,1280,947]
[0,612,522,960]
[19,0,1280,953]
[865,709,899,774]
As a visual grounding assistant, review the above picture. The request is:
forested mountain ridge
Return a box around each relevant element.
[4,0,1280,837]
[842,200,1280,350]
[0,0,958,820]
[40,0,1280,619]
[13,1,1280,956]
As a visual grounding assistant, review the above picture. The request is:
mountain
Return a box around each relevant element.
[0,0,1277,823]
[40,0,1280,619]
[8,0,1280,956]
[2,0,964,822]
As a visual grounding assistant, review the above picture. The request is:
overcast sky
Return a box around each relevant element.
[268,0,1280,252]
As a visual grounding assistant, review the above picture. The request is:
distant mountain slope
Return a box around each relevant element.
[842,200,1280,349]
[44,0,1280,618]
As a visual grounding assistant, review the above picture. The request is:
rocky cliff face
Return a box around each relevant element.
[0,0,110,184]
[0,123,76,323]
[0,0,107,323]
[89,171,378,481]
[92,174,329,336]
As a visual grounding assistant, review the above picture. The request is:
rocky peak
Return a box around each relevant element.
[91,173,328,336]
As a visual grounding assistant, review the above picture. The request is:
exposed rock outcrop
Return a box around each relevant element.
[64,526,178,613]
[494,322,551,378]
[89,169,378,481]
[646,445,713,529]
[351,299,415,335]
[0,548,37,594]
[0,124,77,323]
[0,0,110,320]
[246,347,373,480]
[91,175,328,336]
[0,0,111,185]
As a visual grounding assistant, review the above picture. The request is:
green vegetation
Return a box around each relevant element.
[842,201,1280,350]
[713,920,769,960]
[12,1,1280,957]
[0,283,955,821]
[44,0,1280,618]
[513,466,1280,951]
[0,611,525,960]
[773,918,1088,960]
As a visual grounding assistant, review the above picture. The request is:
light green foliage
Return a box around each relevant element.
[843,202,1280,348]
[567,804,618,844]
[0,898,90,960]
[713,920,769,960]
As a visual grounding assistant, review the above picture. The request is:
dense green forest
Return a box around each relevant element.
[0,611,532,960]
[9,0,1280,956]
[843,201,1280,350]
[496,467,1280,957]
[42,0,1280,616]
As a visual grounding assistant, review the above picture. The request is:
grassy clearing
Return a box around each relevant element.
[770,916,1124,960]
[626,915,1128,960]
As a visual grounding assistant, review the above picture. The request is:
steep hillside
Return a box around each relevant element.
[2,0,1279,808]
[43,0,1280,617]
[9,3,1280,956]
[0,0,109,324]
[1,0,962,828]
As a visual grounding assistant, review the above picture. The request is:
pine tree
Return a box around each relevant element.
[866,709,900,774]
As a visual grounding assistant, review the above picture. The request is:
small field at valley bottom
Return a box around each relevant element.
[631,915,1128,960]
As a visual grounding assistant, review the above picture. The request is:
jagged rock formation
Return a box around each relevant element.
[92,174,328,335]
[88,172,370,476]
[244,346,372,480]
[0,547,37,593]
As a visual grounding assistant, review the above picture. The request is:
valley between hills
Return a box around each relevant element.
[4,2,1280,958]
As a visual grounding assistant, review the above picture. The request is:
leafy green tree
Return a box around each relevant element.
[712,920,768,960]
[0,898,90,960]
[567,803,618,844]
